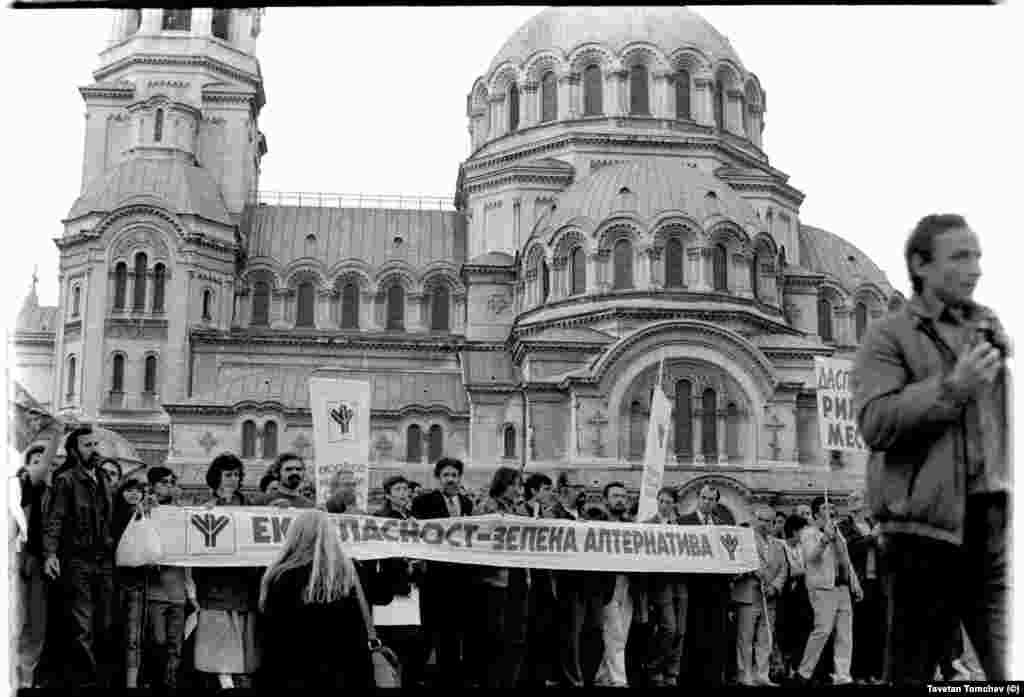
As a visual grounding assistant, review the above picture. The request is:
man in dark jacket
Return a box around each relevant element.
[410,458,476,687]
[41,425,116,689]
[253,453,314,508]
[678,485,731,686]
[854,213,1009,684]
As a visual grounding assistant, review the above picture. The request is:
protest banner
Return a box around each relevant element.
[637,370,671,521]
[814,356,867,454]
[309,377,371,509]
[154,506,758,574]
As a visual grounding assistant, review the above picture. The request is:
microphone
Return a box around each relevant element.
[975,316,1009,359]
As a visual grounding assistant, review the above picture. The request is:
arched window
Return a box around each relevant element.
[629,64,649,115]
[133,252,147,310]
[613,239,633,290]
[540,71,557,122]
[66,356,76,397]
[263,421,278,459]
[712,244,728,291]
[540,260,550,302]
[503,424,517,458]
[125,9,141,36]
[726,402,740,459]
[665,238,684,288]
[674,379,692,458]
[152,263,166,313]
[431,284,449,331]
[212,8,231,40]
[341,282,359,329]
[386,285,405,330]
[855,302,868,341]
[749,255,759,300]
[112,354,125,393]
[714,79,725,130]
[143,355,157,393]
[241,420,256,459]
[818,297,834,341]
[406,425,422,463]
[629,400,646,460]
[507,83,520,132]
[162,9,191,31]
[569,246,586,296]
[113,262,127,310]
[202,289,213,321]
[154,109,165,143]
[296,281,315,327]
[583,64,603,116]
[427,425,443,463]
[675,69,691,119]
[701,388,718,459]
[71,285,81,318]
[251,280,269,326]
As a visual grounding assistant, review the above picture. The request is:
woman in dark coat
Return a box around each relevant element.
[257,509,374,690]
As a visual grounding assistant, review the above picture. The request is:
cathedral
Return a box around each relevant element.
[12,7,903,520]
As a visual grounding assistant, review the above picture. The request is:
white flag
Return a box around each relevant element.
[309,377,372,509]
[637,382,672,521]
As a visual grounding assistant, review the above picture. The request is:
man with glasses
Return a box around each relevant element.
[42,425,116,688]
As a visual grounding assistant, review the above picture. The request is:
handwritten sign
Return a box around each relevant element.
[309,378,371,508]
[814,357,866,453]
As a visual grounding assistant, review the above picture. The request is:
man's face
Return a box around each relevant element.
[27,452,43,468]
[502,476,523,503]
[697,487,717,515]
[657,493,676,518]
[153,475,179,504]
[438,465,462,495]
[796,504,813,522]
[220,468,241,492]
[122,487,143,506]
[815,503,834,525]
[605,485,628,515]
[77,434,99,466]
[280,458,305,489]
[755,510,775,538]
[386,481,410,508]
[916,226,982,306]
[774,513,786,536]
[534,483,554,506]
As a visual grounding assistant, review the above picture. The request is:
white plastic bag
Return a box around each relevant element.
[116,508,164,567]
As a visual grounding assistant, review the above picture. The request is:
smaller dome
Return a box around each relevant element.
[799,225,893,295]
[540,159,759,236]
[67,157,232,225]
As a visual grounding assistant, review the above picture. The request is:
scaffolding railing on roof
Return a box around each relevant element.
[251,190,456,211]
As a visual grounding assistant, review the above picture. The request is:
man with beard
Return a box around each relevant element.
[42,425,116,688]
[679,485,730,686]
[410,458,475,687]
[255,453,314,508]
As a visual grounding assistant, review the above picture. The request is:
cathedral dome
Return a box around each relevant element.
[489,6,744,75]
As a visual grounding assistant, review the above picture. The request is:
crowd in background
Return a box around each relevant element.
[10,422,983,691]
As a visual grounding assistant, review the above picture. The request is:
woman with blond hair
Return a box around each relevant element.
[257,509,374,689]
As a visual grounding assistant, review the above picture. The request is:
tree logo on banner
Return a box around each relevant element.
[720,533,739,561]
[327,401,357,443]
[187,512,235,554]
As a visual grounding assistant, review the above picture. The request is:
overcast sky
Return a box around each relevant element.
[1,4,1021,669]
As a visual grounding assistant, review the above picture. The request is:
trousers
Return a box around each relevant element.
[595,575,633,687]
[798,586,852,683]
[736,599,775,684]
[63,556,115,688]
[648,577,688,684]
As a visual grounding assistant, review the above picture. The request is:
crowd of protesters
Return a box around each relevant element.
[11,422,987,691]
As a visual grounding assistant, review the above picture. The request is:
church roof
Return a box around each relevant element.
[189,368,468,413]
[247,205,464,271]
[16,305,57,334]
[798,224,893,295]
[67,157,233,225]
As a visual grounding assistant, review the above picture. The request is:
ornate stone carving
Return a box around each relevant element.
[487,291,512,316]
[588,410,608,457]
[291,432,312,454]
[112,226,171,263]
[198,431,218,455]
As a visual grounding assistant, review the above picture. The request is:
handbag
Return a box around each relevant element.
[116,506,164,567]
[354,571,402,688]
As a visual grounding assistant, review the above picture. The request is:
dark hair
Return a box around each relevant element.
[63,425,94,466]
[784,513,808,539]
[488,466,522,499]
[273,452,303,470]
[905,214,968,294]
[434,457,464,479]
[811,495,828,517]
[573,491,587,513]
[603,481,627,500]
[206,452,245,490]
[147,466,175,485]
[258,472,277,493]
[583,504,609,522]
[523,473,552,500]
[24,444,46,465]
[117,476,146,493]
[656,486,678,503]
[382,475,409,495]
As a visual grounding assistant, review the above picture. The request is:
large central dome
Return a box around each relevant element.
[489,6,744,73]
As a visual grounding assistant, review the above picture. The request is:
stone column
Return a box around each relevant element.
[717,409,728,464]
[316,289,334,329]
[453,293,467,333]
[748,104,764,149]
[607,70,627,117]
[834,305,852,345]
[559,73,577,119]
[521,81,538,128]
[586,252,602,295]
[649,247,664,289]
[642,246,660,290]
[693,247,713,291]
[488,94,504,138]
[234,288,249,328]
[652,70,672,119]
[551,258,568,300]
[727,88,745,136]
[733,251,753,298]
[693,77,714,127]
[407,292,423,332]
[760,262,778,306]
[692,405,704,465]
[271,289,290,329]
[361,290,377,330]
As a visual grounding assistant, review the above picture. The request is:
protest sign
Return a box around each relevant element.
[814,357,867,453]
[637,379,671,521]
[309,377,371,508]
[152,506,758,574]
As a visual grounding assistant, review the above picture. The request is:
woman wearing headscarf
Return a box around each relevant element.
[257,509,374,689]
[191,453,261,689]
